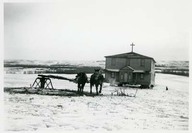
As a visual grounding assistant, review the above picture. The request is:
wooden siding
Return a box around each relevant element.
[106,58,126,69]
[105,71,119,84]
[106,57,152,71]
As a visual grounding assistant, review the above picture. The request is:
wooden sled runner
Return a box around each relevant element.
[4,87,101,97]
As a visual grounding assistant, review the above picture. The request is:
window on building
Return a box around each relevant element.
[120,74,123,80]
[111,72,115,78]
[127,59,130,66]
[128,74,132,80]
[140,74,144,79]
[140,59,145,66]
[111,58,116,66]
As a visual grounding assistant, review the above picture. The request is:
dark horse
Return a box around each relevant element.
[90,73,104,95]
[75,72,88,93]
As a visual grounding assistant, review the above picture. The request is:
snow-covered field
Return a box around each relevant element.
[4,73,189,131]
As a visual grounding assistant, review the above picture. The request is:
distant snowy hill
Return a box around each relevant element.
[155,60,189,69]
[4,59,188,68]
[4,59,105,68]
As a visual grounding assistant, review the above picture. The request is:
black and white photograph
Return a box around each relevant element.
[1,0,191,132]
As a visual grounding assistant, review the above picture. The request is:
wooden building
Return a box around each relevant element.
[105,51,156,88]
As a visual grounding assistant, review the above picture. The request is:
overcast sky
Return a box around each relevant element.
[4,0,192,61]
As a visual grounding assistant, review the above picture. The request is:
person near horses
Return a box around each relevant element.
[40,77,46,88]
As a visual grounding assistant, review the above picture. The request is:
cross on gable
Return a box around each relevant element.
[130,43,135,52]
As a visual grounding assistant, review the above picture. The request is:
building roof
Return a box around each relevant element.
[121,66,145,73]
[105,52,156,62]
[133,70,145,73]
[105,66,146,73]
[121,66,134,71]
[105,69,120,72]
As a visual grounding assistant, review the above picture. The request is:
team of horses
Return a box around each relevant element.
[75,70,104,95]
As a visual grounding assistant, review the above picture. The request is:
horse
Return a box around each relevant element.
[75,72,88,93]
[90,73,104,95]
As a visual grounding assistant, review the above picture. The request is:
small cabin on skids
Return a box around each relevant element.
[104,45,156,88]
